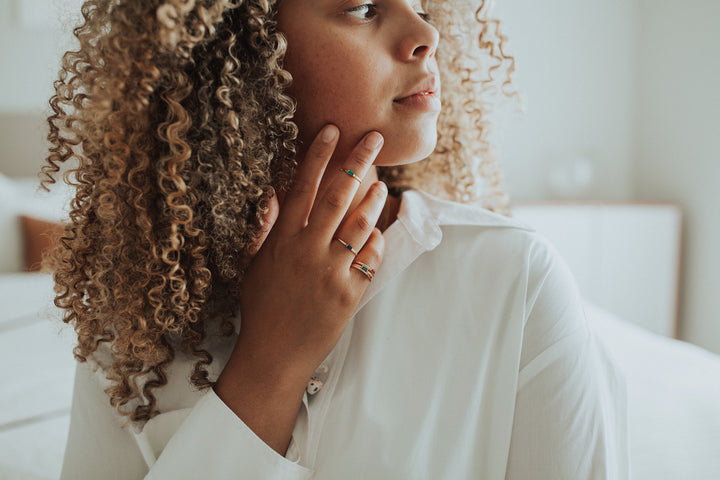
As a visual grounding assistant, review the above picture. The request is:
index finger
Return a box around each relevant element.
[276,124,339,235]
[307,131,383,236]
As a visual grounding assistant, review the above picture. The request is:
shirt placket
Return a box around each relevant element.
[293,199,442,470]
[298,314,357,469]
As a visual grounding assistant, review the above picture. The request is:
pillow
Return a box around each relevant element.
[0,172,72,272]
[20,216,64,272]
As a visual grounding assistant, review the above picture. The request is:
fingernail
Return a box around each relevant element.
[377,181,388,193]
[365,132,383,149]
[321,125,338,143]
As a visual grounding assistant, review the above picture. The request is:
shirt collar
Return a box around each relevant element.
[353,188,530,312]
[399,188,530,233]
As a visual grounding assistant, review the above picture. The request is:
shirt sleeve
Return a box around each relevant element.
[61,360,314,480]
[505,236,630,480]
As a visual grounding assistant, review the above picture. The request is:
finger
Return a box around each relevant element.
[277,124,339,235]
[348,227,385,284]
[247,192,280,256]
[308,131,384,236]
[331,181,387,265]
[238,192,280,270]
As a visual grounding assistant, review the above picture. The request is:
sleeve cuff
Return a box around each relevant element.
[146,388,313,480]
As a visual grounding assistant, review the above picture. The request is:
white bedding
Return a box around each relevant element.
[0,273,719,479]
[0,273,75,480]
[586,302,720,479]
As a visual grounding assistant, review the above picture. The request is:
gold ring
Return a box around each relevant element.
[351,262,375,281]
[339,168,362,184]
[334,236,359,256]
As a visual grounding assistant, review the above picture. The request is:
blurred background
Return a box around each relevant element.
[490,0,720,356]
[4,0,716,353]
[0,0,718,478]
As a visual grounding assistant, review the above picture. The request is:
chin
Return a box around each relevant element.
[375,126,438,167]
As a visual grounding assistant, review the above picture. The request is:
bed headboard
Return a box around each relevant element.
[511,202,683,338]
[0,113,48,177]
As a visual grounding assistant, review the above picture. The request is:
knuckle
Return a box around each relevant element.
[325,192,345,210]
[351,150,375,170]
[292,178,315,197]
[363,232,385,260]
[354,213,373,231]
[363,243,382,263]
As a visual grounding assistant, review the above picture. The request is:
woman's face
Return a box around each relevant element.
[276,0,441,167]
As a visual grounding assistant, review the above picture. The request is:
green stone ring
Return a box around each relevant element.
[340,167,362,184]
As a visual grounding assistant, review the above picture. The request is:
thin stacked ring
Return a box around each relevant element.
[333,236,359,256]
[351,261,375,281]
[339,167,362,184]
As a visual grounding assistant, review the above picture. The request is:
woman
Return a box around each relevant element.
[46,0,628,478]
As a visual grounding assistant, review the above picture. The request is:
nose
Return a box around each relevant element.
[396,11,440,62]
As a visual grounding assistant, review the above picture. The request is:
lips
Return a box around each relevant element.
[394,75,440,101]
[393,75,441,112]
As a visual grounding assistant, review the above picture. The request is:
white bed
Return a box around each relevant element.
[586,302,720,479]
[1,176,719,479]
[513,203,720,480]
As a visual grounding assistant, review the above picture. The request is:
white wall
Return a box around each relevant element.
[488,0,638,202]
[0,0,80,113]
[0,0,83,175]
[491,0,720,354]
[634,0,720,354]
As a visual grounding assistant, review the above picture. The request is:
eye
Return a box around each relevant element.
[412,1,431,22]
[345,3,379,20]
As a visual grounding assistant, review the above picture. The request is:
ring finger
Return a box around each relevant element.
[348,228,385,283]
[332,181,388,264]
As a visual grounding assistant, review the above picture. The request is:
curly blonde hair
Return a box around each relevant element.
[42,0,518,423]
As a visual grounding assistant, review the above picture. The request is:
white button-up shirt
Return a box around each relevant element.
[61,189,629,479]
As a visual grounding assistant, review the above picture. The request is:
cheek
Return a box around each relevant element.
[286,44,386,147]
[281,34,438,165]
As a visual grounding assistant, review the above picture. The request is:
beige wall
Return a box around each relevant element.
[634,0,720,354]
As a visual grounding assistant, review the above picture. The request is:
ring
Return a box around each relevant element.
[339,168,362,184]
[333,236,359,256]
[351,261,375,281]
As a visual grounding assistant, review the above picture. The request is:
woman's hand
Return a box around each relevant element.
[229,124,388,383]
[214,125,386,454]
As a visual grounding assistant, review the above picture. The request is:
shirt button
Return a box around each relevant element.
[307,363,329,396]
[306,377,324,395]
